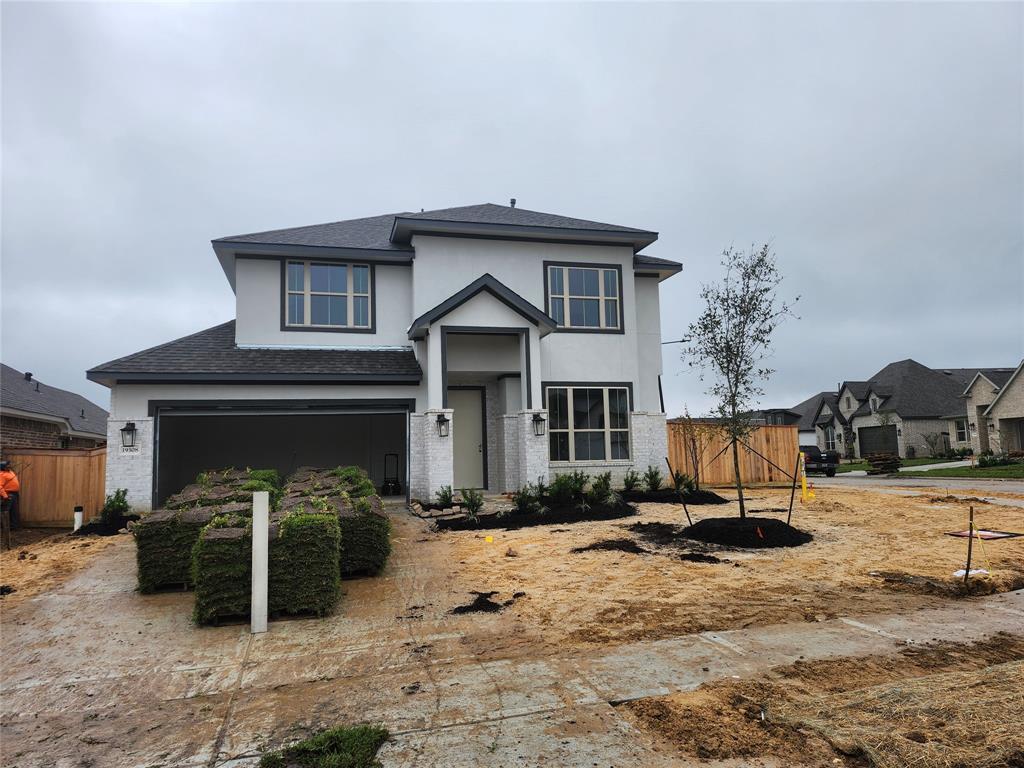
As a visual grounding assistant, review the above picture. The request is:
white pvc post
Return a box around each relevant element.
[251,491,269,634]
[73,506,84,532]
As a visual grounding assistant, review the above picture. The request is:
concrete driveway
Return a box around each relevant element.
[2,511,1023,767]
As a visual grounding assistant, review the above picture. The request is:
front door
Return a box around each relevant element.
[449,388,485,489]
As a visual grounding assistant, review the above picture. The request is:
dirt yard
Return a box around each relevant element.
[0,529,118,606]
[444,487,1024,656]
[2,486,1022,767]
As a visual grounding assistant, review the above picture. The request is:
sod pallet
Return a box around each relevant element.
[338,499,391,577]
[268,512,341,617]
[192,522,252,624]
[133,501,251,592]
[866,453,902,474]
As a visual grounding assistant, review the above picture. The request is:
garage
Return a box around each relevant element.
[153,401,409,506]
[858,424,898,456]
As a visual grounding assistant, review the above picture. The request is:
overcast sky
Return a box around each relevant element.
[2,1,1022,416]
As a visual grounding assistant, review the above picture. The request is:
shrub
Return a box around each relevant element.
[978,453,1020,468]
[511,483,546,516]
[622,469,641,492]
[435,485,454,507]
[670,469,695,494]
[587,471,613,505]
[643,466,664,492]
[269,510,340,617]
[100,488,130,527]
[258,724,390,768]
[460,487,484,521]
[247,468,281,488]
[192,516,252,624]
[548,473,575,506]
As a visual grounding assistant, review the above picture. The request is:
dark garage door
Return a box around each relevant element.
[155,408,407,505]
[858,425,898,456]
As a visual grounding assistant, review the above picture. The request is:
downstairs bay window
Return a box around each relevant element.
[546,385,630,462]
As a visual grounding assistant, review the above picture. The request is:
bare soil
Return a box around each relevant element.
[446,487,1024,652]
[0,530,121,606]
[623,633,1024,767]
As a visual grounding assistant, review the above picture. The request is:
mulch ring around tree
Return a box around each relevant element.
[621,489,730,505]
[681,517,813,549]
[72,513,141,537]
[449,590,526,614]
[433,501,637,531]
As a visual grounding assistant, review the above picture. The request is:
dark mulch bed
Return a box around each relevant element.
[681,517,812,548]
[435,502,637,531]
[679,552,722,563]
[450,590,526,614]
[72,513,140,537]
[570,538,649,555]
[621,489,729,505]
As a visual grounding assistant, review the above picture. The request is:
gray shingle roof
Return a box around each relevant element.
[1,364,108,438]
[790,391,838,431]
[854,359,969,420]
[214,203,660,252]
[87,322,422,386]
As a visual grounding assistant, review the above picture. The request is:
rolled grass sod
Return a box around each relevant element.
[133,501,251,592]
[191,517,252,624]
[259,724,389,768]
[269,511,341,617]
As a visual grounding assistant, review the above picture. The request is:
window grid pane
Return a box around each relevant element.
[285,261,371,328]
[547,265,619,329]
[549,386,629,463]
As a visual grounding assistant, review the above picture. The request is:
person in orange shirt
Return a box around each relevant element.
[0,461,21,529]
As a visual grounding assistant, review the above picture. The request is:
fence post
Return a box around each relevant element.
[251,491,269,634]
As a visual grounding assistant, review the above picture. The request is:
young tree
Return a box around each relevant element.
[675,407,720,491]
[682,244,798,518]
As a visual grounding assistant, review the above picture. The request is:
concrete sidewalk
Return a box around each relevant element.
[2,535,1022,768]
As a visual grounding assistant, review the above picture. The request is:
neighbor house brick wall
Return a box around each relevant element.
[1,415,64,449]
[104,417,154,512]
[898,419,951,458]
[987,369,1024,453]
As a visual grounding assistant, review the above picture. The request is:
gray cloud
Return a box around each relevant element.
[2,2,1021,414]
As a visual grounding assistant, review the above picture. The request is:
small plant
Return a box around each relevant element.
[460,487,484,522]
[534,475,549,499]
[587,471,613,505]
[643,466,664,492]
[258,724,390,768]
[548,473,577,506]
[100,488,130,526]
[511,483,546,516]
[622,469,641,492]
[566,470,590,498]
[435,485,454,507]
[670,469,695,494]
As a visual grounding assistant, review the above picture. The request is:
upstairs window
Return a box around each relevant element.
[285,261,371,330]
[546,264,621,330]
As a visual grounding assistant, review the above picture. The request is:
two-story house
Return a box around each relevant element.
[88,203,681,509]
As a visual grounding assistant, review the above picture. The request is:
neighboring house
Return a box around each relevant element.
[811,360,1017,459]
[789,391,838,449]
[88,202,681,509]
[952,361,1024,454]
[1,365,108,449]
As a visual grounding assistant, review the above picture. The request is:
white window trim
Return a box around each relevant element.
[955,419,968,443]
[824,425,836,451]
[547,265,620,330]
[547,386,630,462]
[286,261,371,329]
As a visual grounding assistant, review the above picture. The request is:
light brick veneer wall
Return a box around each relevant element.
[547,411,668,487]
[409,409,454,501]
[105,417,154,512]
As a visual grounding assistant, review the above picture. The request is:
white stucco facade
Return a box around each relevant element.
[98,209,679,510]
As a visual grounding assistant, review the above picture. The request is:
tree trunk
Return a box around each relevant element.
[731,439,746,518]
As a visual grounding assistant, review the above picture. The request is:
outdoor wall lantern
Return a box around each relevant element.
[896,428,902,437]
[436,414,450,438]
[532,413,547,436]
[120,422,138,448]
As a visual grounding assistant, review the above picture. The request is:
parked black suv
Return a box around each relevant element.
[801,445,839,477]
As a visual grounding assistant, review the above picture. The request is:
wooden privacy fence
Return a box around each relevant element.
[667,422,799,486]
[4,448,107,527]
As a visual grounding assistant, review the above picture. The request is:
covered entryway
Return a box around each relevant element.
[858,425,898,456]
[153,402,409,505]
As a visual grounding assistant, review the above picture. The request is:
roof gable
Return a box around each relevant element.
[983,359,1024,417]
[407,274,556,340]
